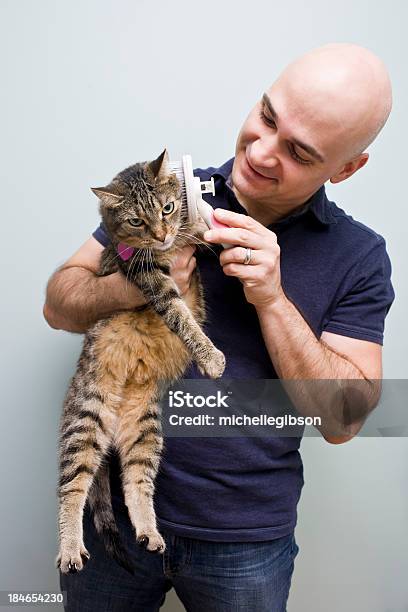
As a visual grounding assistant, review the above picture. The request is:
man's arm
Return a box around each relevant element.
[205,208,382,443]
[43,237,146,333]
[43,237,196,333]
[255,298,381,442]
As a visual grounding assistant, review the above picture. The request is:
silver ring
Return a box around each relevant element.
[243,247,252,265]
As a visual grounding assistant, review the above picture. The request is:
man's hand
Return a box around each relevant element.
[106,245,197,305]
[204,209,283,308]
[170,245,197,295]
[117,245,196,307]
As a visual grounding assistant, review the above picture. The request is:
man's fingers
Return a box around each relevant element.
[213,208,266,234]
[187,256,197,274]
[181,244,196,262]
[205,227,270,248]
[169,248,197,296]
[171,245,196,269]
[220,246,257,267]
[205,209,277,248]
[222,263,264,281]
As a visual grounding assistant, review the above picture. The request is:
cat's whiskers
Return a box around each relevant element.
[177,231,217,256]
[174,237,189,248]
[178,224,212,245]
[125,251,137,287]
[138,248,146,282]
[125,248,142,296]
[125,256,137,295]
[146,249,158,302]
[140,248,153,303]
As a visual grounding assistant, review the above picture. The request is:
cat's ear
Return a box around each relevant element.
[91,185,123,208]
[147,149,170,183]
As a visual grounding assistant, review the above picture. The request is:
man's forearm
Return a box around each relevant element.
[256,292,380,441]
[44,266,146,333]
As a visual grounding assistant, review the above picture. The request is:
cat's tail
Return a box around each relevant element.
[87,460,135,575]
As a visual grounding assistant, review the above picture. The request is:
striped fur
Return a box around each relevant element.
[56,151,225,574]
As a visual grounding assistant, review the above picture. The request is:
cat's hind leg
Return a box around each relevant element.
[115,392,165,554]
[57,394,117,574]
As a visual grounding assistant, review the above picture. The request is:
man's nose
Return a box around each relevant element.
[251,136,280,168]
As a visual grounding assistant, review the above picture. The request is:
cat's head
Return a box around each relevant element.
[91,150,186,252]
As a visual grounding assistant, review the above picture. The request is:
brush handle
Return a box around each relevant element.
[197,199,233,250]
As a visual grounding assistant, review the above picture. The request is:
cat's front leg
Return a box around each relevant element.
[139,273,225,379]
[161,297,226,379]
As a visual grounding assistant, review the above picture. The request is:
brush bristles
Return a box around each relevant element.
[169,160,188,218]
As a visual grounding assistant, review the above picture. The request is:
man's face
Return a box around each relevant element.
[232,78,353,209]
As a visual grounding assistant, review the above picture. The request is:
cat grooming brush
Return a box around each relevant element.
[169,154,232,248]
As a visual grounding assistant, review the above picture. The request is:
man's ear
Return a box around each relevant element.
[330,153,369,184]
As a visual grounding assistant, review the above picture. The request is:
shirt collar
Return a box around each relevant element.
[211,157,336,227]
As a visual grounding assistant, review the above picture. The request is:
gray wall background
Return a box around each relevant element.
[1,1,407,610]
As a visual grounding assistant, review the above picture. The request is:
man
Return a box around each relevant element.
[44,43,394,611]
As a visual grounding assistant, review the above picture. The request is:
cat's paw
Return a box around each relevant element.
[197,348,226,379]
[137,530,166,554]
[56,544,90,574]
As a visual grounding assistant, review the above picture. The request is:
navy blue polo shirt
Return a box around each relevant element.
[92,158,394,542]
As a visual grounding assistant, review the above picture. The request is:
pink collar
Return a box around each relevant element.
[117,242,135,261]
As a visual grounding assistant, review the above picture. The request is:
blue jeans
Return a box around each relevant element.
[59,505,299,611]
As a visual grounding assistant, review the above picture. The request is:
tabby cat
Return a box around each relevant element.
[56,150,225,574]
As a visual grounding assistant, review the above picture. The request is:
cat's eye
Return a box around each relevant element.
[128,218,144,227]
[162,201,175,215]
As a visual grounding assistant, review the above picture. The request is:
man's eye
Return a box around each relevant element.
[288,144,311,165]
[128,218,144,227]
[259,104,311,165]
[259,109,277,129]
[163,201,175,215]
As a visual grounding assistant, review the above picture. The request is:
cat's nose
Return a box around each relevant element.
[153,231,167,243]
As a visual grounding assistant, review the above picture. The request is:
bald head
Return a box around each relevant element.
[274,43,392,161]
[232,44,393,211]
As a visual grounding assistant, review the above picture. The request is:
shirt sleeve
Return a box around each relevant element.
[322,239,395,345]
[92,222,110,248]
